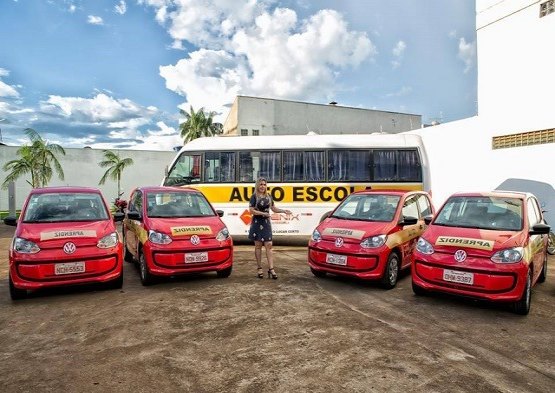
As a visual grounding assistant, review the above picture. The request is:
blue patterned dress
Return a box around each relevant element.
[248,194,273,242]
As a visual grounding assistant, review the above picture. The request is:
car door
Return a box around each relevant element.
[400,195,420,267]
[125,190,143,258]
[527,196,546,283]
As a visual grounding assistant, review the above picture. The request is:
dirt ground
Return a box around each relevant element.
[0,224,553,393]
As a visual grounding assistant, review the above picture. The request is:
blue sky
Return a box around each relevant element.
[0,0,477,150]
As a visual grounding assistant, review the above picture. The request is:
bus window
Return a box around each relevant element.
[305,151,325,181]
[239,151,281,182]
[374,150,396,181]
[165,153,201,185]
[374,150,422,182]
[329,150,371,181]
[239,152,256,182]
[398,150,422,181]
[204,152,236,183]
[283,151,303,181]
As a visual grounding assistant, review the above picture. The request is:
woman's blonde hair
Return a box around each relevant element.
[255,177,268,197]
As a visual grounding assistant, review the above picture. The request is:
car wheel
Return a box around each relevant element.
[107,271,124,290]
[513,269,531,315]
[124,244,134,263]
[547,231,555,255]
[139,251,154,286]
[310,267,327,278]
[381,252,400,289]
[412,281,427,296]
[9,274,27,300]
[216,266,232,278]
[538,253,547,283]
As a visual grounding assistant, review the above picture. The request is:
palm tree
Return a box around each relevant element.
[98,150,134,196]
[179,106,218,143]
[2,128,65,189]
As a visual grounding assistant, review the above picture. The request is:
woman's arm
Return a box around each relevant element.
[270,205,292,215]
[249,206,271,217]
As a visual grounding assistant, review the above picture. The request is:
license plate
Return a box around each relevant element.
[443,269,474,285]
[55,262,85,275]
[185,252,208,264]
[326,253,347,266]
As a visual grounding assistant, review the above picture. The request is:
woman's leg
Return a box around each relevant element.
[264,241,274,269]
[254,241,263,268]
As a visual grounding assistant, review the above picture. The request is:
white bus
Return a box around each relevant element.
[162,134,431,239]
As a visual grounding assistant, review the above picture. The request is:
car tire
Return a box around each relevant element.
[139,251,154,286]
[513,269,531,315]
[310,267,327,278]
[216,266,232,278]
[412,281,427,296]
[9,274,27,300]
[381,252,400,289]
[547,231,555,255]
[538,253,547,283]
[107,271,124,290]
[124,244,134,263]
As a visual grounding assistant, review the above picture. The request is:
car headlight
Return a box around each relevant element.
[491,247,523,263]
[97,232,119,249]
[216,227,230,241]
[311,229,322,242]
[13,237,40,254]
[148,230,172,245]
[360,234,386,248]
[416,237,434,255]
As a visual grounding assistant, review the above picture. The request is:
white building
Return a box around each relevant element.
[223,95,421,136]
[411,0,555,223]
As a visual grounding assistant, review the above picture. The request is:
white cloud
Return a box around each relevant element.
[458,37,476,73]
[157,4,375,119]
[69,4,76,13]
[87,15,104,25]
[0,68,20,98]
[115,1,127,15]
[385,86,412,98]
[391,40,406,69]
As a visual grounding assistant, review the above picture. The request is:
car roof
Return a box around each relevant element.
[30,186,102,194]
[351,189,426,197]
[136,186,200,194]
[449,191,532,200]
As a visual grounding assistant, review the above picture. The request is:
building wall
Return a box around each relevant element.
[0,146,176,212]
[225,96,422,136]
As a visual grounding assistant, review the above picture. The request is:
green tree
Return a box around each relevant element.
[98,150,134,196]
[2,128,66,189]
[179,106,218,143]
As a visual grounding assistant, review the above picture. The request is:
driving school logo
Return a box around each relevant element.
[435,236,494,251]
[63,242,76,254]
[41,230,97,241]
[323,227,365,240]
[171,226,212,236]
[454,249,467,262]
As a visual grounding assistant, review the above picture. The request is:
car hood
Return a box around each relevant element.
[423,225,526,255]
[318,217,393,242]
[145,216,224,238]
[17,220,116,246]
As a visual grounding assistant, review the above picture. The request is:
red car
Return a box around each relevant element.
[308,190,434,288]
[123,186,233,285]
[4,187,124,300]
[412,191,550,314]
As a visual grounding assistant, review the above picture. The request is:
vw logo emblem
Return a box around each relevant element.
[335,237,344,248]
[190,235,200,246]
[63,242,76,254]
[454,249,467,262]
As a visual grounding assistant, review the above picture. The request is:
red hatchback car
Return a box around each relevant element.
[123,186,233,285]
[412,191,550,314]
[4,187,124,300]
[308,190,434,288]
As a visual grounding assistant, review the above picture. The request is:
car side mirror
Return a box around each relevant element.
[530,223,550,235]
[113,212,125,222]
[127,211,142,221]
[399,216,418,226]
[216,210,224,217]
[3,216,17,226]
[320,211,332,223]
[424,215,433,225]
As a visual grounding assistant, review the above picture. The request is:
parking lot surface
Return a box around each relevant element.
[0,224,554,393]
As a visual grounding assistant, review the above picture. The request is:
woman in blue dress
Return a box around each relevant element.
[248,177,291,279]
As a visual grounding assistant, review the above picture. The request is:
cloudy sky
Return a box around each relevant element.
[0,0,477,151]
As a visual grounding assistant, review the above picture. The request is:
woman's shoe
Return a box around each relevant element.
[257,268,264,279]
[268,268,278,280]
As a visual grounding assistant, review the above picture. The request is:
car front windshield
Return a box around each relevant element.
[146,191,215,218]
[23,193,109,222]
[331,194,400,222]
[434,196,523,231]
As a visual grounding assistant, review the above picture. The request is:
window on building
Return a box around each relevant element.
[540,0,554,17]
[492,128,555,149]
[252,129,259,136]
[241,129,248,136]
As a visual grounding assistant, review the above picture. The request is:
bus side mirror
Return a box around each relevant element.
[424,215,433,225]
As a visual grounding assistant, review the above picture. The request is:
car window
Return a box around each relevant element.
[527,198,541,226]
[416,194,432,217]
[23,193,109,222]
[146,191,215,218]
[332,194,399,222]
[402,197,419,219]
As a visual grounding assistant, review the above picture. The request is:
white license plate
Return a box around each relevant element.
[326,253,347,266]
[55,262,85,275]
[443,269,474,285]
[185,252,209,264]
